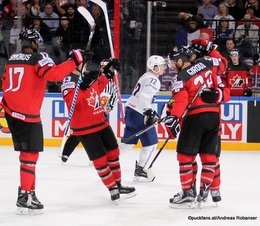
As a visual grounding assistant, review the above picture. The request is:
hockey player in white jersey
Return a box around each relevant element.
[122,55,166,182]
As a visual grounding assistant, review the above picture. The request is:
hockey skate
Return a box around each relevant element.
[16,187,44,215]
[117,183,136,199]
[133,161,155,182]
[169,189,196,209]
[210,189,221,203]
[109,187,120,203]
[61,155,69,163]
[197,183,210,208]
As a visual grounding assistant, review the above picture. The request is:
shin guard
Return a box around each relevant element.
[200,153,217,187]
[177,153,196,190]
[106,148,121,184]
[93,155,117,189]
[19,152,39,191]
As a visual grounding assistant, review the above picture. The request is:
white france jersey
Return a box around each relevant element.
[126,71,161,114]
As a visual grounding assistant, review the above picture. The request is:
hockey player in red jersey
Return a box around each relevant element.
[190,38,230,204]
[61,59,136,202]
[1,28,83,214]
[165,43,228,208]
[223,49,252,96]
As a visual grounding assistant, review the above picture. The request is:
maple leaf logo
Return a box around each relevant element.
[229,74,244,88]
[87,88,102,110]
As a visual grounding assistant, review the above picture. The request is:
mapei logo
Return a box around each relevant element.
[52,100,68,137]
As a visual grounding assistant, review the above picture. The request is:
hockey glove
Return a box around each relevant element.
[201,88,219,103]
[143,108,159,126]
[69,49,84,66]
[164,116,180,139]
[244,88,253,97]
[103,58,120,79]
[192,38,213,56]
[80,71,100,90]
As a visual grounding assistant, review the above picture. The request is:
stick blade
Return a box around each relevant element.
[77,6,95,27]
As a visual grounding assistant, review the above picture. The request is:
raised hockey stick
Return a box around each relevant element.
[146,83,206,171]
[90,0,125,123]
[60,7,96,152]
[77,6,96,50]
[60,65,85,152]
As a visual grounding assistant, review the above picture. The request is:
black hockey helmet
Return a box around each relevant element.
[19,28,43,48]
[168,46,190,62]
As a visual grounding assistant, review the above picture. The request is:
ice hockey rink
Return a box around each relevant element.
[0,145,259,226]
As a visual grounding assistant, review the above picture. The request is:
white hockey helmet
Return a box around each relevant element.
[146,55,166,71]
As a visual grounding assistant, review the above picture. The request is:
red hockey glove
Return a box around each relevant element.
[143,108,159,126]
[192,38,213,56]
[70,49,84,66]
[164,116,180,139]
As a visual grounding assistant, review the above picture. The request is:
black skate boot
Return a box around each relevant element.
[133,161,154,182]
[197,183,210,208]
[61,155,69,163]
[191,182,197,197]
[109,187,120,202]
[31,190,44,209]
[16,187,44,214]
[169,189,196,209]
[210,189,221,203]
[117,183,136,199]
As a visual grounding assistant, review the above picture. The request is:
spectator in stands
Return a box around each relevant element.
[245,0,260,17]
[211,2,235,31]
[223,49,253,96]
[31,16,52,44]
[28,0,44,17]
[9,16,19,55]
[91,3,110,62]
[235,13,259,56]
[2,0,17,29]
[77,0,93,11]
[52,0,67,16]
[55,14,71,55]
[197,0,218,27]
[214,17,235,52]
[22,3,33,29]
[244,4,260,26]
[226,0,245,20]
[220,38,237,63]
[65,3,87,50]
[175,14,213,46]
[39,2,60,33]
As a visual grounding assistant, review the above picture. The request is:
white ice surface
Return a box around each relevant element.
[0,146,259,226]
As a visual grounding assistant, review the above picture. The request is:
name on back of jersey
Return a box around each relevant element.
[9,53,31,61]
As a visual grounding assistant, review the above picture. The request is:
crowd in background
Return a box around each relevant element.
[0,0,259,95]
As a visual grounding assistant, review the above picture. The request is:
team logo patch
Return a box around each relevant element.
[230,75,244,88]
[87,88,102,111]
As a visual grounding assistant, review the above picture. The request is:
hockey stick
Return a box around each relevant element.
[146,83,206,171]
[60,7,96,152]
[90,0,125,123]
[77,6,96,50]
[121,116,166,143]
[60,65,85,152]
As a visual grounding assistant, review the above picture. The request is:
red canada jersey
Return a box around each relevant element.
[223,63,252,96]
[170,57,225,118]
[2,51,77,122]
[61,73,109,136]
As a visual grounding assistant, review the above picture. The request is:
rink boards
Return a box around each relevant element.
[0,93,260,150]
